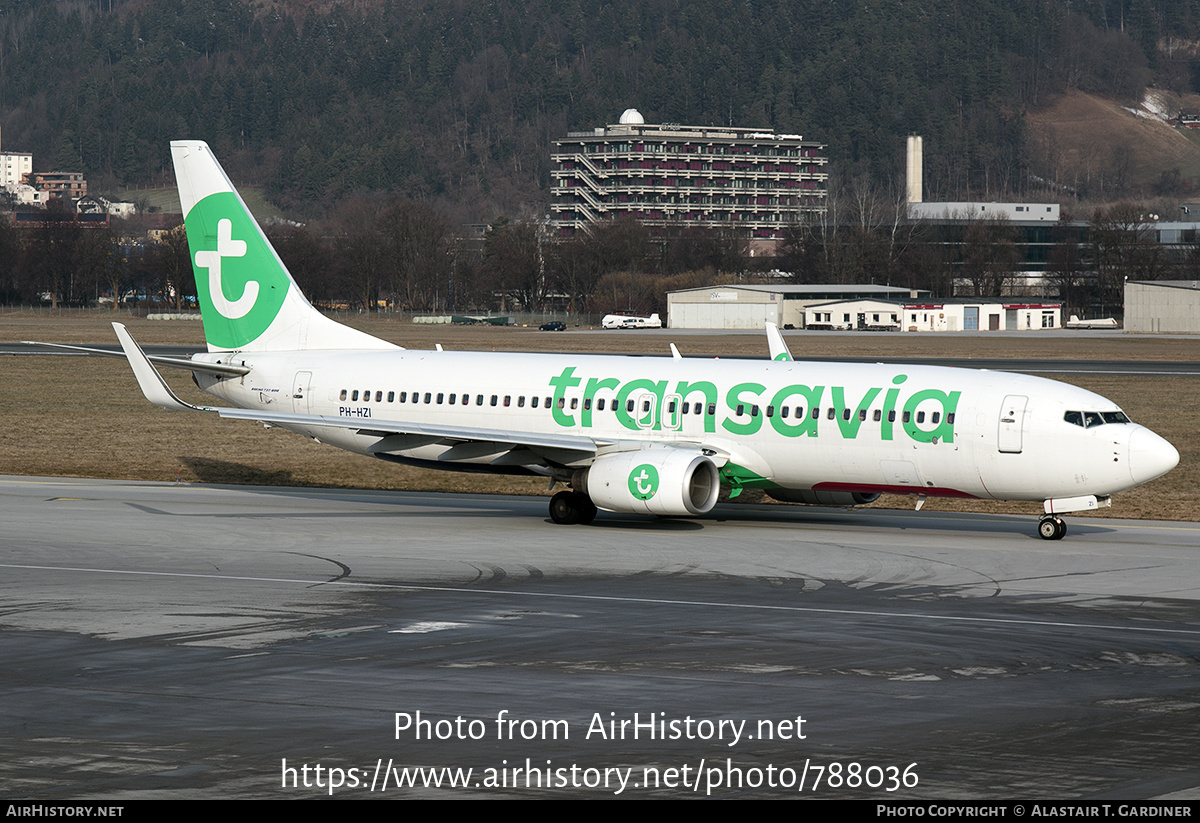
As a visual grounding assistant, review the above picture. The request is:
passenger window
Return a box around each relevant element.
[751,405,759,418]
[902,411,910,423]
[627,400,635,412]
[736,404,745,416]
[873,409,881,422]
[559,398,566,410]
[947,413,955,424]
[375,391,382,402]
[811,407,819,419]
[399,391,407,402]
[437,393,444,404]
[858,409,867,422]
[596,398,605,411]
[505,396,512,407]
[449,393,456,404]
[387,391,395,402]
[694,403,702,415]
[931,412,940,424]
[842,409,850,421]
[888,411,896,422]
[424,392,432,404]
[916,411,925,423]
[780,407,789,419]
[827,408,835,420]
[572,398,579,410]
[668,400,677,413]
[707,403,716,415]
[532,397,540,408]
[351,390,359,401]
[491,395,499,406]
[518,396,525,408]
[340,390,347,400]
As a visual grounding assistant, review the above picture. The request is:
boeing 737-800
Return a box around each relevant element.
[46,141,1180,539]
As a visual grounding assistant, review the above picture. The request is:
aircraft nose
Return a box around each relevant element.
[1128,427,1180,486]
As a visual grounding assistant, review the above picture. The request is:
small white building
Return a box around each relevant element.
[902,301,1061,331]
[805,299,903,330]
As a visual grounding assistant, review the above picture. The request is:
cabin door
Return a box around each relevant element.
[998,395,1027,454]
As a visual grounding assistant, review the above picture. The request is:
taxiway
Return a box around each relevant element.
[2,476,1198,798]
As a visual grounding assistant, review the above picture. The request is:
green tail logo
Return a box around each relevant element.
[186,191,289,349]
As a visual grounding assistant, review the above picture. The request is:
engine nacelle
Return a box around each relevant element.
[578,449,720,516]
[766,489,881,506]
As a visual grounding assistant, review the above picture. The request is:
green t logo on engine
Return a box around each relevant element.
[628,464,660,500]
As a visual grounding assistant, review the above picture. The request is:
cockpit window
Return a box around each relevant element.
[1065,410,1131,428]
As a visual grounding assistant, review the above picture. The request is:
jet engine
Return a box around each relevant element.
[576,449,720,516]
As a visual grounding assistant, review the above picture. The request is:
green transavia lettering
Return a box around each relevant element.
[548,367,960,444]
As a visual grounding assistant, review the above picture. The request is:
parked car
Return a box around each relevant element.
[539,321,566,331]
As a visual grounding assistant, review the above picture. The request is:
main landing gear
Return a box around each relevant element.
[1038,516,1067,540]
[549,490,598,525]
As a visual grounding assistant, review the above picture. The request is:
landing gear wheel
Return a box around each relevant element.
[574,493,598,525]
[549,490,580,524]
[1038,516,1067,540]
[549,490,598,525]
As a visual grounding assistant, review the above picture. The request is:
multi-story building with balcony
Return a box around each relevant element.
[30,171,87,202]
[550,109,827,241]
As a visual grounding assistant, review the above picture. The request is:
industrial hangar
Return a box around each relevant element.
[665,284,925,329]
[666,284,1060,331]
[1125,280,1200,333]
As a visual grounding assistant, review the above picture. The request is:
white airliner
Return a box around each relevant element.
[50,141,1180,540]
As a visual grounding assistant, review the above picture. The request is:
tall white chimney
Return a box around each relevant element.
[906,135,923,204]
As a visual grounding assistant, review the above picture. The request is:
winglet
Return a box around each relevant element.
[765,322,793,361]
[112,322,210,412]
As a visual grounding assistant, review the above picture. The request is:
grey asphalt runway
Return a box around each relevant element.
[1,475,1198,799]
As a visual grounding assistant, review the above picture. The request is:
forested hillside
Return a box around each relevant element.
[2,0,1199,219]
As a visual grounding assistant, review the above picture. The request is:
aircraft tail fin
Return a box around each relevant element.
[171,141,397,353]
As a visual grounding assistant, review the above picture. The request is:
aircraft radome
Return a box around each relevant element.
[33,142,1179,540]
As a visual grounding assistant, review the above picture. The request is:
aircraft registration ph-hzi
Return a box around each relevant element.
[39,141,1180,540]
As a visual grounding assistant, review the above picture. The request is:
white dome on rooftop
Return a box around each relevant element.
[618,108,645,125]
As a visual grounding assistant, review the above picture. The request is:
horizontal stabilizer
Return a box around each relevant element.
[112,323,214,412]
[23,340,249,376]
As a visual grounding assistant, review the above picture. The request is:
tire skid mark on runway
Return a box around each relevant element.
[281,552,351,586]
[3,562,1198,637]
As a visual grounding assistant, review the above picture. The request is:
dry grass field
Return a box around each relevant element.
[2,310,1196,523]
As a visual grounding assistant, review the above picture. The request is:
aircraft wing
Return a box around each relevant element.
[215,407,605,456]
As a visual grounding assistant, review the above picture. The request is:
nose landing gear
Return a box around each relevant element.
[1038,516,1067,540]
